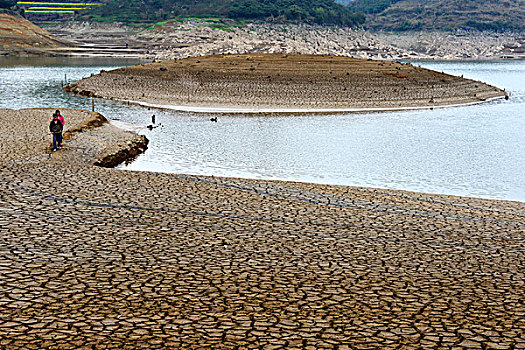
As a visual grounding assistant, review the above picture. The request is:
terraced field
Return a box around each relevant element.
[17,0,100,16]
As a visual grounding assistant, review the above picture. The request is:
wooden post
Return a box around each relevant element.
[64,74,67,85]
[92,97,95,112]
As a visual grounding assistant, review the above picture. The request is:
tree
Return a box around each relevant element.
[0,0,17,9]
[285,5,306,21]
[313,6,327,23]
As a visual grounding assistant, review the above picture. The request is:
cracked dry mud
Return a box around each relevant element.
[64,53,506,111]
[0,108,524,349]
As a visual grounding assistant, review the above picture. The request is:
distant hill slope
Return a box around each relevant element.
[348,0,525,31]
[0,11,69,54]
[84,0,364,27]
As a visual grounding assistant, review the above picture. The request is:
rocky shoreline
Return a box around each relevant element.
[2,16,523,60]
[63,53,506,113]
[0,107,524,348]
[44,20,525,61]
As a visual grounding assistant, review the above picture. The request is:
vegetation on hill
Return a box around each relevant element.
[84,0,365,27]
[348,0,525,31]
[334,0,354,6]
[15,0,523,33]
[0,0,17,8]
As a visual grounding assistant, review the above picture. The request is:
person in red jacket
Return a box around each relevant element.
[54,110,65,147]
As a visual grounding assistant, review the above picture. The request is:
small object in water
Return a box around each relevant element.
[147,123,162,130]
[152,114,156,124]
[210,117,218,122]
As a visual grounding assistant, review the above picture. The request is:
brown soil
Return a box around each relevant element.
[64,53,506,111]
[0,107,524,349]
[0,12,70,55]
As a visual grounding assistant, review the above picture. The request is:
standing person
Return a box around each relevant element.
[49,114,63,152]
[55,110,65,147]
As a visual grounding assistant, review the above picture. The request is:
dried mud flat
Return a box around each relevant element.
[1,109,525,349]
[0,108,147,166]
[64,53,506,112]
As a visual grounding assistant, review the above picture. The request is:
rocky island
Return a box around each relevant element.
[64,53,506,113]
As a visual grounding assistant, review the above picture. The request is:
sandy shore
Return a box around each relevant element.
[64,53,506,112]
[0,108,524,348]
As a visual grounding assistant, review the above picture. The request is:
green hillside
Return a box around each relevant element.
[349,0,525,31]
[84,0,365,27]
[0,0,17,8]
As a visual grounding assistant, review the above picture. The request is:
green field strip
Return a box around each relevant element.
[25,9,76,12]
[28,6,86,9]
[18,2,100,5]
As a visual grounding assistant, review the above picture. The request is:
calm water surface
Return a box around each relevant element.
[1,57,524,201]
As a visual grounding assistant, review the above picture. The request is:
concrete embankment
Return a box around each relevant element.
[0,107,524,349]
[64,53,506,113]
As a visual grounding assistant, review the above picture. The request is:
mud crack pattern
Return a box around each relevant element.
[0,109,524,349]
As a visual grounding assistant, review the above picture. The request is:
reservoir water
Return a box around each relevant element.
[1,57,524,202]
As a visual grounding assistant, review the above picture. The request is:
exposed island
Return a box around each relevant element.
[64,53,506,113]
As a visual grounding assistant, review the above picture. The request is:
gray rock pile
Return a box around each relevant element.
[47,20,525,60]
